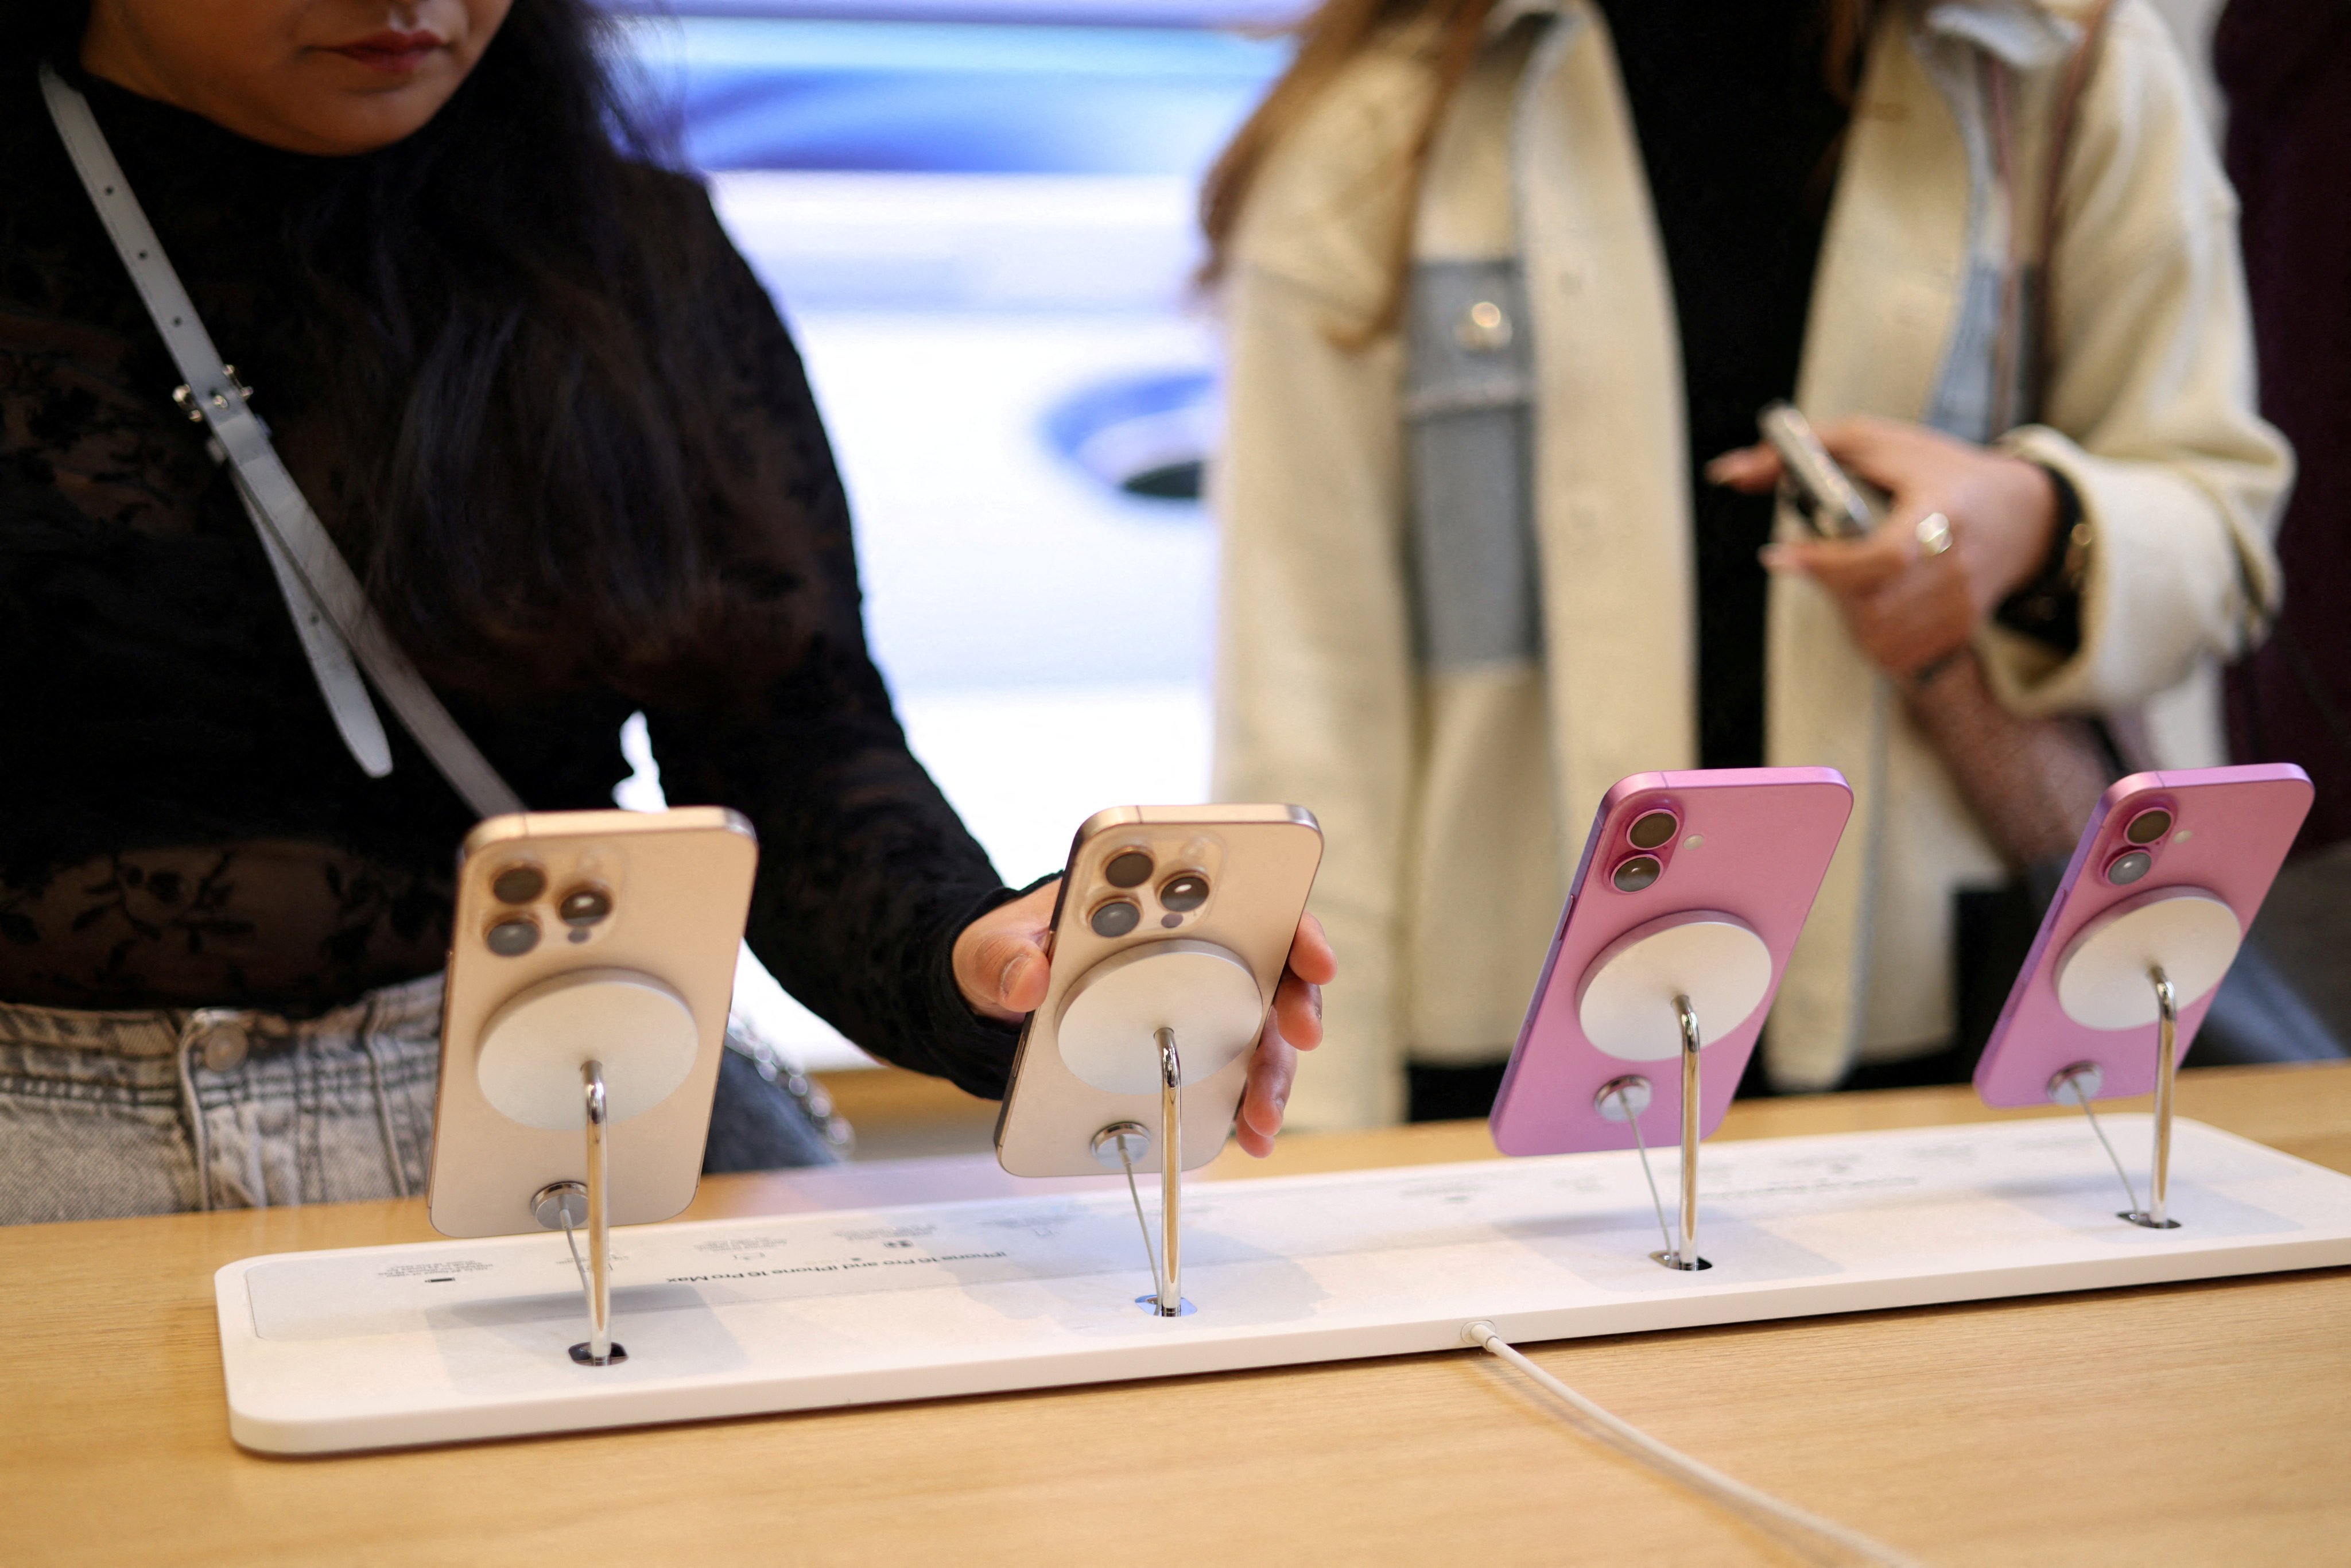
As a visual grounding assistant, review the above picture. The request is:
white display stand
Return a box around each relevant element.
[216,1117,2351,1454]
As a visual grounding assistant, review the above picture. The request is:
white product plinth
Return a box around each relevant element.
[217,1117,2351,1453]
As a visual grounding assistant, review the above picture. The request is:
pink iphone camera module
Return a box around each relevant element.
[1489,769,1852,1158]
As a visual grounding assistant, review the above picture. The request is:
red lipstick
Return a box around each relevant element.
[327,29,444,75]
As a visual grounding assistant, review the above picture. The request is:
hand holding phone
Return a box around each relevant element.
[1759,401,1883,540]
[959,879,1332,1158]
[994,806,1323,1177]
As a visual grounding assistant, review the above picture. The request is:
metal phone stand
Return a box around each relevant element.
[1091,1027,1189,1315]
[475,969,703,1365]
[532,1064,620,1361]
[1577,913,1774,1271]
[2046,887,2241,1229]
[1056,941,1266,1316]
[1596,997,1708,1270]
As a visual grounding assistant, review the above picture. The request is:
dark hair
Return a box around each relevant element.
[26,0,814,704]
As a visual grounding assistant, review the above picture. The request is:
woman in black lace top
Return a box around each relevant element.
[0,0,1332,1222]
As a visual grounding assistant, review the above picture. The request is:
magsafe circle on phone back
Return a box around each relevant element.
[2054,886,2240,1029]
[1575,911,1772,1061]
[475,969,700,1130]
[1054,940,1264,1095]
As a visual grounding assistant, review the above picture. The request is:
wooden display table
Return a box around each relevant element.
[5,1063,2348,1566]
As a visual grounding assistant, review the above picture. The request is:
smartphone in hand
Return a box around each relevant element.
[428,808,757,1238]
[1759,401,1881,541]
[1489,770,1852,1156]
[994,805,1322,1178]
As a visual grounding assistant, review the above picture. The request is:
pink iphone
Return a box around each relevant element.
[1489,769,1852,1156]
[1973,764,2313,1108]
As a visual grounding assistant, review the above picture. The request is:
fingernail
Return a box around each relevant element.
[998,952,1032,999]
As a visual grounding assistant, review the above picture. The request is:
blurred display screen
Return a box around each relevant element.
[616,10,1290,175]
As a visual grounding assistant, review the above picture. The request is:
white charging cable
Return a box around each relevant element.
[1461,1321,1923,1568]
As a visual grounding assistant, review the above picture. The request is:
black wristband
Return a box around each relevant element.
[1994,462,2089,655]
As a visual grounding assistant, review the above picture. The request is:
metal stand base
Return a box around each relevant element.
[219,1116,2351,1453]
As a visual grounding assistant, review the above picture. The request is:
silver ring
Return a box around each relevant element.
[1915,511,1954,558]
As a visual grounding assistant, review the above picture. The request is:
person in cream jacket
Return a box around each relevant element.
[1208,0,2289,1128]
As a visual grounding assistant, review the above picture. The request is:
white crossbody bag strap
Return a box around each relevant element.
[40,64,525,820]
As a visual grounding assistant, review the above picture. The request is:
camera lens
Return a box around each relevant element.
[1612,855,1662,893]
[558,886,613,927]
[2124,808,2172,846]
[486,918,540,957]
[1159,873,1209,913]
[2106,850,2153,886]
[491,865,545,905]
[1104,850,1154,888]
[1090,899,1142,938]
[1628,810,1678,851]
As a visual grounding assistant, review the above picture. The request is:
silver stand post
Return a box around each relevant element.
[584,1059,613,1360]
[1615,998,1710,1273]
[1600,1000,1710,1273]
[1092,1023,1200,1317]
[1669,994,1705,1271]
[1153,1026,1185,1316]
[556,1058,623,1365]
[2127,967,2182,1231]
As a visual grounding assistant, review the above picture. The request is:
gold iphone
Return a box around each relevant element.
[995,805,1322,1177]
[426,808,758,1238]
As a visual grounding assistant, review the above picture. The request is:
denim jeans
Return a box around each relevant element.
[0,974,845,1226]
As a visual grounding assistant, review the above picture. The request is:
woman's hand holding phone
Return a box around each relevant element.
[1707,415,2062,677]
[954,884,1336,1158]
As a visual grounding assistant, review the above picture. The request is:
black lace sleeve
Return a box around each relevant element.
[642,193,1023,1099]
